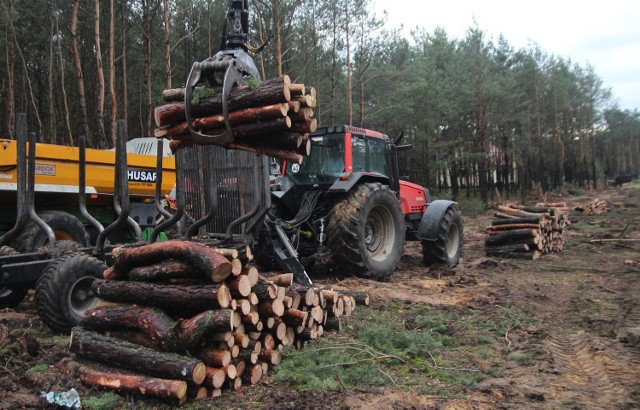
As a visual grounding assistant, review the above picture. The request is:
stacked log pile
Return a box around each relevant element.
[573,198,607,214]
[153,75,317,163]
[485,203,570,260]
[58,240,367,404]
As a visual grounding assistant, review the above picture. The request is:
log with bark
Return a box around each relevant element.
[60,243,371,405]
[106,240,232,282]
[58,358,188,404]
[91,279,232,312]
[81,305,182,352]
[154,103,290,138]
[127,259,197,282]
[153,75,317,161]
[155,76,292,126]
[486,202,570,259]
[69,328,206,385]
[179,310,239,349]
[573,198,607,214]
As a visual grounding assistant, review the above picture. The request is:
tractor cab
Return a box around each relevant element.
[281,125,397,191]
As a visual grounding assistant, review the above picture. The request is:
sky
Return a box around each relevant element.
[373,0,640,111]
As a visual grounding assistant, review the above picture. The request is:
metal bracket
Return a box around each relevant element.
[185,57,244,145]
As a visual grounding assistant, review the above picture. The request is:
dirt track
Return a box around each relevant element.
[1,185,638,409]
[339,184,640,409]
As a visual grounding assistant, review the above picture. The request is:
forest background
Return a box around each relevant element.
[1,0,638,205]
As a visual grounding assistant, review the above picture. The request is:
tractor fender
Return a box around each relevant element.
[417,200,458,241]
[328,172,389,193]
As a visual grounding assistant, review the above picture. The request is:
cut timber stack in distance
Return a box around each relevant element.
[574,198,608,215]
[485,203,570,260]
[154,75,316,164]
[58,240,368,404]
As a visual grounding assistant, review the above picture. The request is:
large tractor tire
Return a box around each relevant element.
[15,210,89,252]
[35,254,105,333]
[327,182,405,281]
[0,246,29,308]
[421,206,464,267]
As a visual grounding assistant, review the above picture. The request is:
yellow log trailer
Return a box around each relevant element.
[0,137,176,250]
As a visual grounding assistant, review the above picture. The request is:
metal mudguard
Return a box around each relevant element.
[417,200,458,241]
[327,172,389,193]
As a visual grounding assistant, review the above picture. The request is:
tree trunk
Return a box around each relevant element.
[243,363,263,385]
[127,259,201,282]
[154,76,292,127]
[4,4,14,136]
[178,310,239,348]
[259,348,281,365]
[267,272,293,287]
[344,0,352,125]
[491,216,542,226]
[108,0,117,147]
[91,279,232,312]
[69,328,206,385]
[53,0,73,145]
[273,0,283,77]
[47,10,56,143]
[106,240,232,282]
[155,103,289,138]
[485,248,541,260]
[486,223,541,231]
[197,348,231,368]
[81,304,182,351]
[58,358,188,403]
[71,0,91,143]
[252,278,278,301]
[94,0,106,147]
[163,0,171,89]
[227,275,252,298]
[257,299,284,317]
[484,229,540,246]
[337,290,369,306]
[281,308,307,327]
[121,0,128,126]
[203,367,226,389]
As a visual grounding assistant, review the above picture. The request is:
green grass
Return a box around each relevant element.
[569,221,608,235]
[507,351,531,363]
[25,363,48,376]
[49,334,71,347]
[82,392,124,410]
[274,303,534,395]
[567,187,584,196]
[456,197,486,217]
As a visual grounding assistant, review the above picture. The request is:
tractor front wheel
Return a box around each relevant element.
[421,206,464,267]
[327,182,405,281]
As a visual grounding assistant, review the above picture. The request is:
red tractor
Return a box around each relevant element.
[255,125,464,280]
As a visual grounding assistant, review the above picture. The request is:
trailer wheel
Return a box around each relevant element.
[0,246,29,308]
[422,207,464,267]
[35,254,105,333]
[327,182,405,281]
[15,210,89,252]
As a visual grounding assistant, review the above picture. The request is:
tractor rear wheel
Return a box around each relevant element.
[0,246,28,308]
[422,207,464,267]
[327,182,405,281]
[35,254,105,333]
[15,210,89,252]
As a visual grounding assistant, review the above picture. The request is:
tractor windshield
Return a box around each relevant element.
[285,133,344,185]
